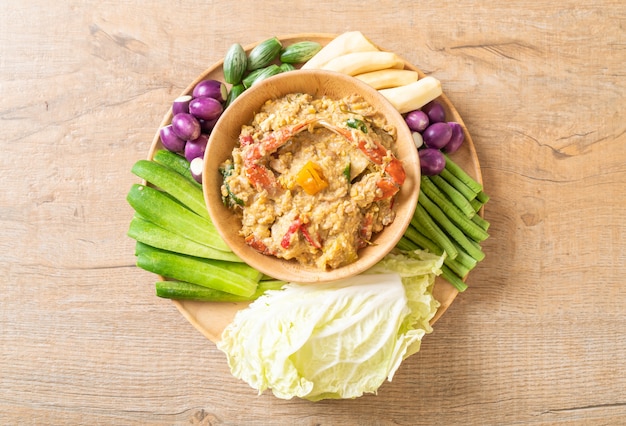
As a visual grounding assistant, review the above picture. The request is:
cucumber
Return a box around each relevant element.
[152,149,201,188]
[242,64,281,89]
[126,184,231,252]
[223,43,247,84]
[224,83,245,109]
[128,215,243,262]
[155,279,285,302]
[279,41,322,64]
[247,36,282,71]
[278,63,295,72]
[131,159,208,219]
[135,242,260,297]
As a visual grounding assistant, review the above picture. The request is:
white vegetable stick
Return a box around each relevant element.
[321,51,404,76]
[354,69,419,90]
[378,76,443,114]
[301,31,379,70]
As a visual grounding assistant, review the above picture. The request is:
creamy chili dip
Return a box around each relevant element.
[220,92,405,270]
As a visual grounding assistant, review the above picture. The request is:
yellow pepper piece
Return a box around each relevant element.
[295,161,328,195]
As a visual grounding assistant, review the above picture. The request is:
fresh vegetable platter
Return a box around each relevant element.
[138,33,486,344]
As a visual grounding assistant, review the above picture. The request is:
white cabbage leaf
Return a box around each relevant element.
[216,249,444,401]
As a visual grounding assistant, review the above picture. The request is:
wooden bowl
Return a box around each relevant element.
[203,69,420,283]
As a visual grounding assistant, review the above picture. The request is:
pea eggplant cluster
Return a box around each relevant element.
[404,100,465,176]
[158,79,229,183]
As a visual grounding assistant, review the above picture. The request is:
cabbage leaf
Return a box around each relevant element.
[217,249,444,401]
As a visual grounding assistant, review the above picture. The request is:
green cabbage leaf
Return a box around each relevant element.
[216,249,444,401]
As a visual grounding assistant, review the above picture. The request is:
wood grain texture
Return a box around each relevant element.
[1,0,625,424]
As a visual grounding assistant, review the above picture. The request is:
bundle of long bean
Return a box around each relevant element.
[398,154,490,291]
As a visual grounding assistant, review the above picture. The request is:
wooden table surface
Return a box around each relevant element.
[2,1,625,424]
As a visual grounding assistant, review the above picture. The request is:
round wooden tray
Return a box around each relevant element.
[147,33,483,343]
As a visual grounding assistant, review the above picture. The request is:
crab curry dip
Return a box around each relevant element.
[220,92,406,270]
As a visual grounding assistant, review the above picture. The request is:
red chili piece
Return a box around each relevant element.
[280,217,321,249]
[300,223,322,249]
[281,217,303,249]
